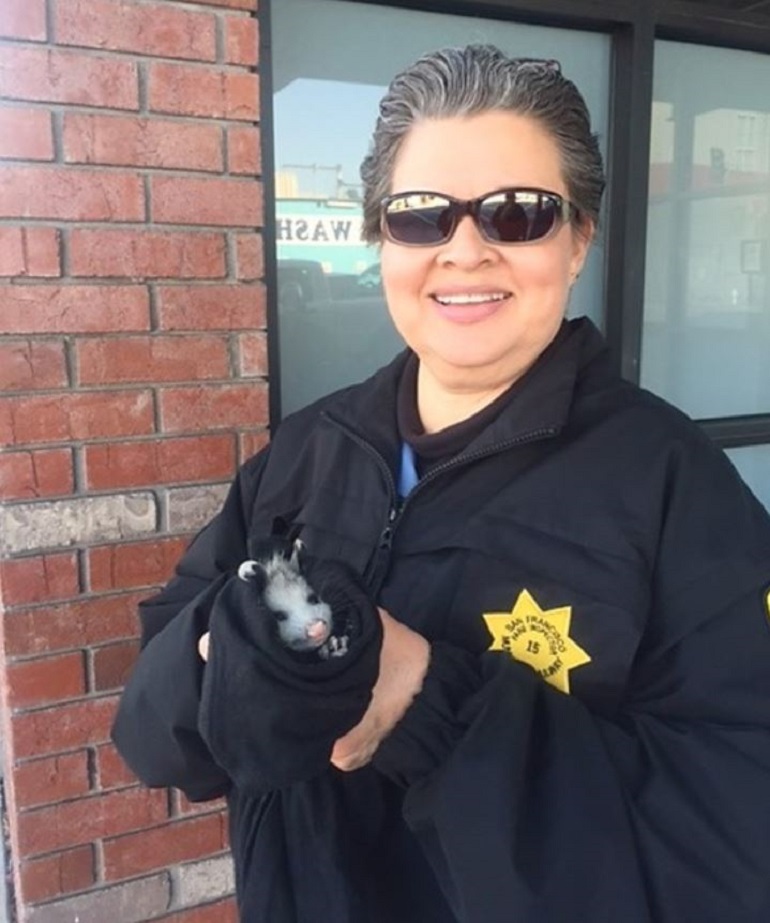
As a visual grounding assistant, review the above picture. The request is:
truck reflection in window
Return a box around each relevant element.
[278,260,382,311]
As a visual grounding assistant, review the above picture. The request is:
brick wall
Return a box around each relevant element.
[0,0,267,919]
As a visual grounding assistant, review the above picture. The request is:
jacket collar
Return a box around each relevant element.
[323,317,611,473]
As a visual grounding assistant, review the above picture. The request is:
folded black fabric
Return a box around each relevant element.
[372,642,483,788]
[198,554,382,794]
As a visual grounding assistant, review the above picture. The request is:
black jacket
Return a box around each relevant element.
[112,318,770,923]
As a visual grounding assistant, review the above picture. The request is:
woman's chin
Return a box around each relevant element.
[420,342,524,385]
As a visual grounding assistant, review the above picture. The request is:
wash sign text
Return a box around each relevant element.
[276,214,364,245]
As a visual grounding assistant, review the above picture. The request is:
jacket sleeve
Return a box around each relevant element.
[373,441,770,923]
[111,449,270,802]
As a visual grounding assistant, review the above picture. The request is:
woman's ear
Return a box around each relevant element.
[569,217,594,282]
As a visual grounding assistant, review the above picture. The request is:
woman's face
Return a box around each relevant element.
[380,111,592,392]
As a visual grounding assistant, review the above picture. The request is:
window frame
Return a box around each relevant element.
[260,0,770,450]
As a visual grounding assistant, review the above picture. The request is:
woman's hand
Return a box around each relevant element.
[330,608,430,772]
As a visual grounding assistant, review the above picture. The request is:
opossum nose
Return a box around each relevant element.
[305,619,330,643]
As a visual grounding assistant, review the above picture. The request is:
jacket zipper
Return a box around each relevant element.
[324,411,559,595]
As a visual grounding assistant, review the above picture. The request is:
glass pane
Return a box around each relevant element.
[642,42,770,420]
[272,0,610,416]
[726,444,770,511]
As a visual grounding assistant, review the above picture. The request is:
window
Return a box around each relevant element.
[642,42,770,421]
[726,445,770,511]
[271,0,610,416]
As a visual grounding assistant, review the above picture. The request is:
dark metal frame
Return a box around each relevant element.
[260,0,770,450]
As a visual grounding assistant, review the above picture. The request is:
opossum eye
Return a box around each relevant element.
[307,592,319,605]
[273,610,288,622]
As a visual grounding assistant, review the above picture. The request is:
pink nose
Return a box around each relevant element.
[305,619,330,642]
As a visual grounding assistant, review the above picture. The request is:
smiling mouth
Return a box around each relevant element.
[432,292,510,305]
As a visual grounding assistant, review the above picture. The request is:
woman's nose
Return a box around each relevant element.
[436,215,497,268]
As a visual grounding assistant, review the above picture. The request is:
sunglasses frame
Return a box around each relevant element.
[379,186,578,247]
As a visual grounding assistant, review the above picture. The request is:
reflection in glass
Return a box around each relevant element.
[272,0,609,416]
[642,43,770,419]
[726,445,770,511]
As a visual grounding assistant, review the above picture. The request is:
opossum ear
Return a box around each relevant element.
[250,563,268,596]
[238,558,268,594]
[289,539,305,573]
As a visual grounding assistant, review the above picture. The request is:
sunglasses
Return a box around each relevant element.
[380,187,577,247]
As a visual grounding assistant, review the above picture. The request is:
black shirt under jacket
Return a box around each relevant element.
[112,317,770,923]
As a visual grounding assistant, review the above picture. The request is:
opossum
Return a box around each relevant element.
[237,541,350,659]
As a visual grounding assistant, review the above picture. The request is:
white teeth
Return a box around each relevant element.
[434,292,508,305]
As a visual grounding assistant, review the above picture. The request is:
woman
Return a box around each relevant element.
[113,46,770,922]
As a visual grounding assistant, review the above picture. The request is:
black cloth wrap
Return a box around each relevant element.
[198,556,382,795]
[373,642,483,788]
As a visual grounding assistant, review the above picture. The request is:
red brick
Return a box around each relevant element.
[76,335,230,385]
[0,390,154,446]
[84,435,235,492]
[56,0,216,61]
[0,109,53,160]
[19,845,95,903]
[2,285,150,333]
[4,592,143,657]
[87,536,189,591]
[0,449,74,501]
[0,166,144,221]
[0,0,46,40]
[103,814,228,880]
[0,553,79,607]
[224,15,258,65]
[227,125,260,175]
[0,341,67,391]
[0,47,138,109]
[92,640,139,692]
[159,383,267,433]
[151,175,262,227]
[0,227,60,276]
[234,233,263,280]
[15,752,90,810]
[238,429,269,464]
[237,332,268,377]
[7,652,86,709]
[69,229,226,280]
[63,113,223,171]
[12,695,119,759]
[148,63,258,120]
[157,283,265,329]
[95,743,139,790]
[17,786,168,857]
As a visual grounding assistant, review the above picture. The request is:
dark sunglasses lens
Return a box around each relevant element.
[384,195,454,245]
[480,192,560,242]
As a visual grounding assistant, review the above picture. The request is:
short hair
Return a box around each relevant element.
[360,44,605,244]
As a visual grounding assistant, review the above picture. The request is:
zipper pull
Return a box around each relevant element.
[379,506,399,550]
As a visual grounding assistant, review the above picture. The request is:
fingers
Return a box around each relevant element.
[330,721,380,771]
[330,747,374,772]
[330,609,430,771]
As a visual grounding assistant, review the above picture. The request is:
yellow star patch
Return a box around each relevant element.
[483,589,591,694]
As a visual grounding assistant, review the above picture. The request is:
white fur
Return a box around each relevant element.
[240,550,336,652]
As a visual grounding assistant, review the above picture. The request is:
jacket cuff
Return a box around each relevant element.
[372,642,483,788]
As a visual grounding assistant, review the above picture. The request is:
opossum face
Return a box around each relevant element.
[261,557,333,651]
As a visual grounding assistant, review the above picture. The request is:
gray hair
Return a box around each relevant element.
[360,44,605,243]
